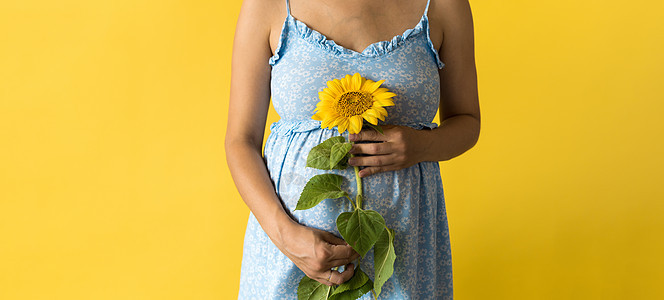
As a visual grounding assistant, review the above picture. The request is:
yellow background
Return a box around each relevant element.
[1,0,662,299]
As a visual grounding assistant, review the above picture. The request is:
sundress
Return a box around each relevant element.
[238,0,453,298]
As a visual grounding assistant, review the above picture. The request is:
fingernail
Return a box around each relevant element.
[349,134,357,141]
[348,158,355,166]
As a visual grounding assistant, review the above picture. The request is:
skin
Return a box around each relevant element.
[226,0,480,287]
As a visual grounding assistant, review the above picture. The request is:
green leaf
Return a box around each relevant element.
[297,276,333,300]
[330,142,352,169]
[296,174,348,211]
[329,267,368,297]
[328,268,373,300]
[373,227,396,297]
[364,123,384,135]
[336,209,386,257]
[307,136,350,170]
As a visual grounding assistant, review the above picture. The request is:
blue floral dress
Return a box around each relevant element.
[238,0,453,298]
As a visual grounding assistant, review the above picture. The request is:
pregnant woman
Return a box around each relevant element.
[226,0,480,298]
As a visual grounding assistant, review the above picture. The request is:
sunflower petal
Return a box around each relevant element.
[374,92,397,100]
[375,98,395,106]
[351,73,362,91]
[328,79,344,95]
[371,107,388,121]
[322,87,340,99]
[342,74,353,90]
[329,115,343,127]
[364,108,381,119]
[360,79,374,91]
[321,116,336,128]
[337,118,349,134]
[372,87,390,96]
[318,91,337,102]
[349,115,363,134]
[364,79,385,94]
[362,113,378,125]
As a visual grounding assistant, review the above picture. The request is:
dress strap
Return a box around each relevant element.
[285,0,292,17]
[424,0,432,17]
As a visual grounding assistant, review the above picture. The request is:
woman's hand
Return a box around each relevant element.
[348,125,428,178]
[278,222,360,286]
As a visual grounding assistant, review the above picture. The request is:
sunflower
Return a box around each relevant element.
[312,73,396,134]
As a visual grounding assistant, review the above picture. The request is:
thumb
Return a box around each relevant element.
[319,230,348,246]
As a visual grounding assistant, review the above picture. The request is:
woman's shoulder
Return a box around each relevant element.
[237,0,288,55]
[428,0,474,53]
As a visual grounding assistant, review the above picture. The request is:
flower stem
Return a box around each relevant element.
[349,140,364,210]
[353,165,363,209]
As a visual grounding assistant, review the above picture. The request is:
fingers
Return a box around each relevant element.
[318,231,360,266]
[319,230,347,245]
[324,263,355,286]
[349,154,396,168]
[357,165,398,178]
[349,141,391,155]
[349,127,388,142]
[328,244,361,265]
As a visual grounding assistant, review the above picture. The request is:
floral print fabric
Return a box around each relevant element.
[238,0,452,298]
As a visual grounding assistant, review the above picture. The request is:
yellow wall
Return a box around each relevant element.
[1,0,662,299]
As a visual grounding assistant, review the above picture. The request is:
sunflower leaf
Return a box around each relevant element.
[330,142,352,169]
[328,268,373,300]
[298,276,334,300]
[373,227,396,297]
[296,174,349,211]
[336,209,386,257]
[364,123,384,135]
[307,136,350,170]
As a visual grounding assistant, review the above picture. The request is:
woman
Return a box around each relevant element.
[226,0,479,298]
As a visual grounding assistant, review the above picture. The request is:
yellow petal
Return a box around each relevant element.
[329,115,342,127]
[320,88,340,99]
[372,106,388,116]
[349,115,363,134]
[342,74,352,91]
[364,108,381,119]
[360,79,374,91]
[337,118,349,134]
[327,79,344,95]
[363,79,385,94]
[362,113,378,125]
[321,116,336,128]
[375,98,395,106]
[372,87,390,96]
[351,73,362,91]
[374,92,397,99]
[316,101,334,108]
[312,112,324,121]
[318,91,337,102]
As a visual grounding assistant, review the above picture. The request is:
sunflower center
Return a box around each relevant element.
[335,91,373,117]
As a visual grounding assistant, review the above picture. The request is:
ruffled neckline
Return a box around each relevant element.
[269,13,445,68]
[290,14,426,57]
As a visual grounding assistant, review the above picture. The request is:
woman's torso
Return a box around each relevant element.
[238,1,454,298]
[268,0,445,125]
[268,0,444,57]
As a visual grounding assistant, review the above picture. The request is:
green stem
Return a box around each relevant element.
[371,289,378,300]
[345,195,356,210]
[353,165,363,209]
[349,141,363,210]
[325,266,339,298]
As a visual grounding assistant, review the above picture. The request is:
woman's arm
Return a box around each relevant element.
[347,0,480,177]
[225,0,358,286]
